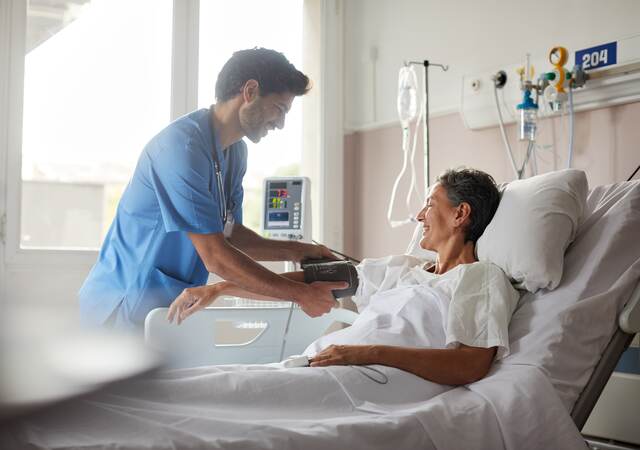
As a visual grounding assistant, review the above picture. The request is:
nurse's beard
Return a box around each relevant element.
[240,103,265,143]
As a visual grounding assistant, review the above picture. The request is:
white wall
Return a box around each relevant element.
[344,0,640,130]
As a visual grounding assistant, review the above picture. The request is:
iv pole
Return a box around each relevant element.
[405,60,449,190]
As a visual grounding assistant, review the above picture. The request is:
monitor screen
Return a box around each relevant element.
[263,179,303,230]
[267,212,289,227]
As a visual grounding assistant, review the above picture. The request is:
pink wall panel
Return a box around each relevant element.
[344,102,640,259]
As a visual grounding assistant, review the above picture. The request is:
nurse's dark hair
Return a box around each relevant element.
[215,48,310,101]
[435,168,500,243]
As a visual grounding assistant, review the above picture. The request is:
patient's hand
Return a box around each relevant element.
[309,344,373,367]
[167,284,220,324]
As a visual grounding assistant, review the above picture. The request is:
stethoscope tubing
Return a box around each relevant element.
[209,107,228,225]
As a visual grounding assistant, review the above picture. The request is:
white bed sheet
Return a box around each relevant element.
[3,362,584,450]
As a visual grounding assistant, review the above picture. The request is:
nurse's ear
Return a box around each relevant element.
[242,79,260,104]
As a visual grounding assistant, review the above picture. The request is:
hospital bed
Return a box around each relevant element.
[3,178,638,450]
[145,281,640,427]
[143,178,640,449]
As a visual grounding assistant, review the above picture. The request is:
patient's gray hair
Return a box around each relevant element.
[436,168,500,243]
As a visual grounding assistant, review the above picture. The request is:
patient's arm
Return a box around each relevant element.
[309,344,497,386]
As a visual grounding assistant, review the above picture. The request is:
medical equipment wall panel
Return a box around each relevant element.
[461,34,640,130]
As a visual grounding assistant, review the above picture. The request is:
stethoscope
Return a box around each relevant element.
[209,107,228,226]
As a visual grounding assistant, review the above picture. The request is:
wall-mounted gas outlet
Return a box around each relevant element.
[461,34,640,130]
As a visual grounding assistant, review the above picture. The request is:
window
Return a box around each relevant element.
[198,0,304,233]
[19,0,304,250]
[20,0,172,249]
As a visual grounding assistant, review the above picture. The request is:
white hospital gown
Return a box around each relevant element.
[305,255,520,360]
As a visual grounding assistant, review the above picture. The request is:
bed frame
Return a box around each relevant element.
[571,279,640,431]
[144,306,358,368]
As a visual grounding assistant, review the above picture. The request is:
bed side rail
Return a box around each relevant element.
[144,306,358,369]
[571,280,640,429]
[619,280,640,334]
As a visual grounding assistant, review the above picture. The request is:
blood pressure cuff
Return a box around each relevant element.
[301,260,359,299]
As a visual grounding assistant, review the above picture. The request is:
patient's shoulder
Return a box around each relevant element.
[450,262,519,309]
[471,260,508,275]
[456,261,512,285]
[358,254,426,269]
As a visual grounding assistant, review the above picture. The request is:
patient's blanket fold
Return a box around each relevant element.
[467,364,586,450]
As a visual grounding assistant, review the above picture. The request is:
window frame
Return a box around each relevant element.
[0,0,14,290]
[302,0,344,250]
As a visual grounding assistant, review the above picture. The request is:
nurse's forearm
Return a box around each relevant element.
[189,232,343,317]
[228,224,299,260]
[228,225,334,262]
[214,271,305,300]
[189,232,305,300]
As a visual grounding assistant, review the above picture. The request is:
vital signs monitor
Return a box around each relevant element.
[262,177,311,242]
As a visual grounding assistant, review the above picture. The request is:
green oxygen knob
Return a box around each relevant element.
[544,72,556,81]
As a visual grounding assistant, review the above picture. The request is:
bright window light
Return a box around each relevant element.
[21,0,173,249]
[198,0,304,233]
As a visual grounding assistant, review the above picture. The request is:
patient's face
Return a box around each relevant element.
[416,183,458,251]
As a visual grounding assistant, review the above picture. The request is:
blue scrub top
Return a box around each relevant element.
[79,108,247,328]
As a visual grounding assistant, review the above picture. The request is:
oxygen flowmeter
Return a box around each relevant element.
[262,177,311,242]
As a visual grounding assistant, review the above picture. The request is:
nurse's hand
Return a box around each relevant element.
[167,284,219,325]
[294,282,347,317]
[292,242,337,262]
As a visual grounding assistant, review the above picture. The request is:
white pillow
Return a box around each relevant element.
[476,169,588,292]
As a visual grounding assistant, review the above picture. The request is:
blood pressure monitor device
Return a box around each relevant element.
[261,177,358,299]
[301,259,359,299]
[262,177,311,242]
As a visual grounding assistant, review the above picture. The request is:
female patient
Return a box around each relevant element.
[168,168,520,386]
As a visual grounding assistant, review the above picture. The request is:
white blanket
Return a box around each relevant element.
[3,285,585,450]
[3,364,585,450]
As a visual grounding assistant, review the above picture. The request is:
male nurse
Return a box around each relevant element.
[79,48,343,329]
